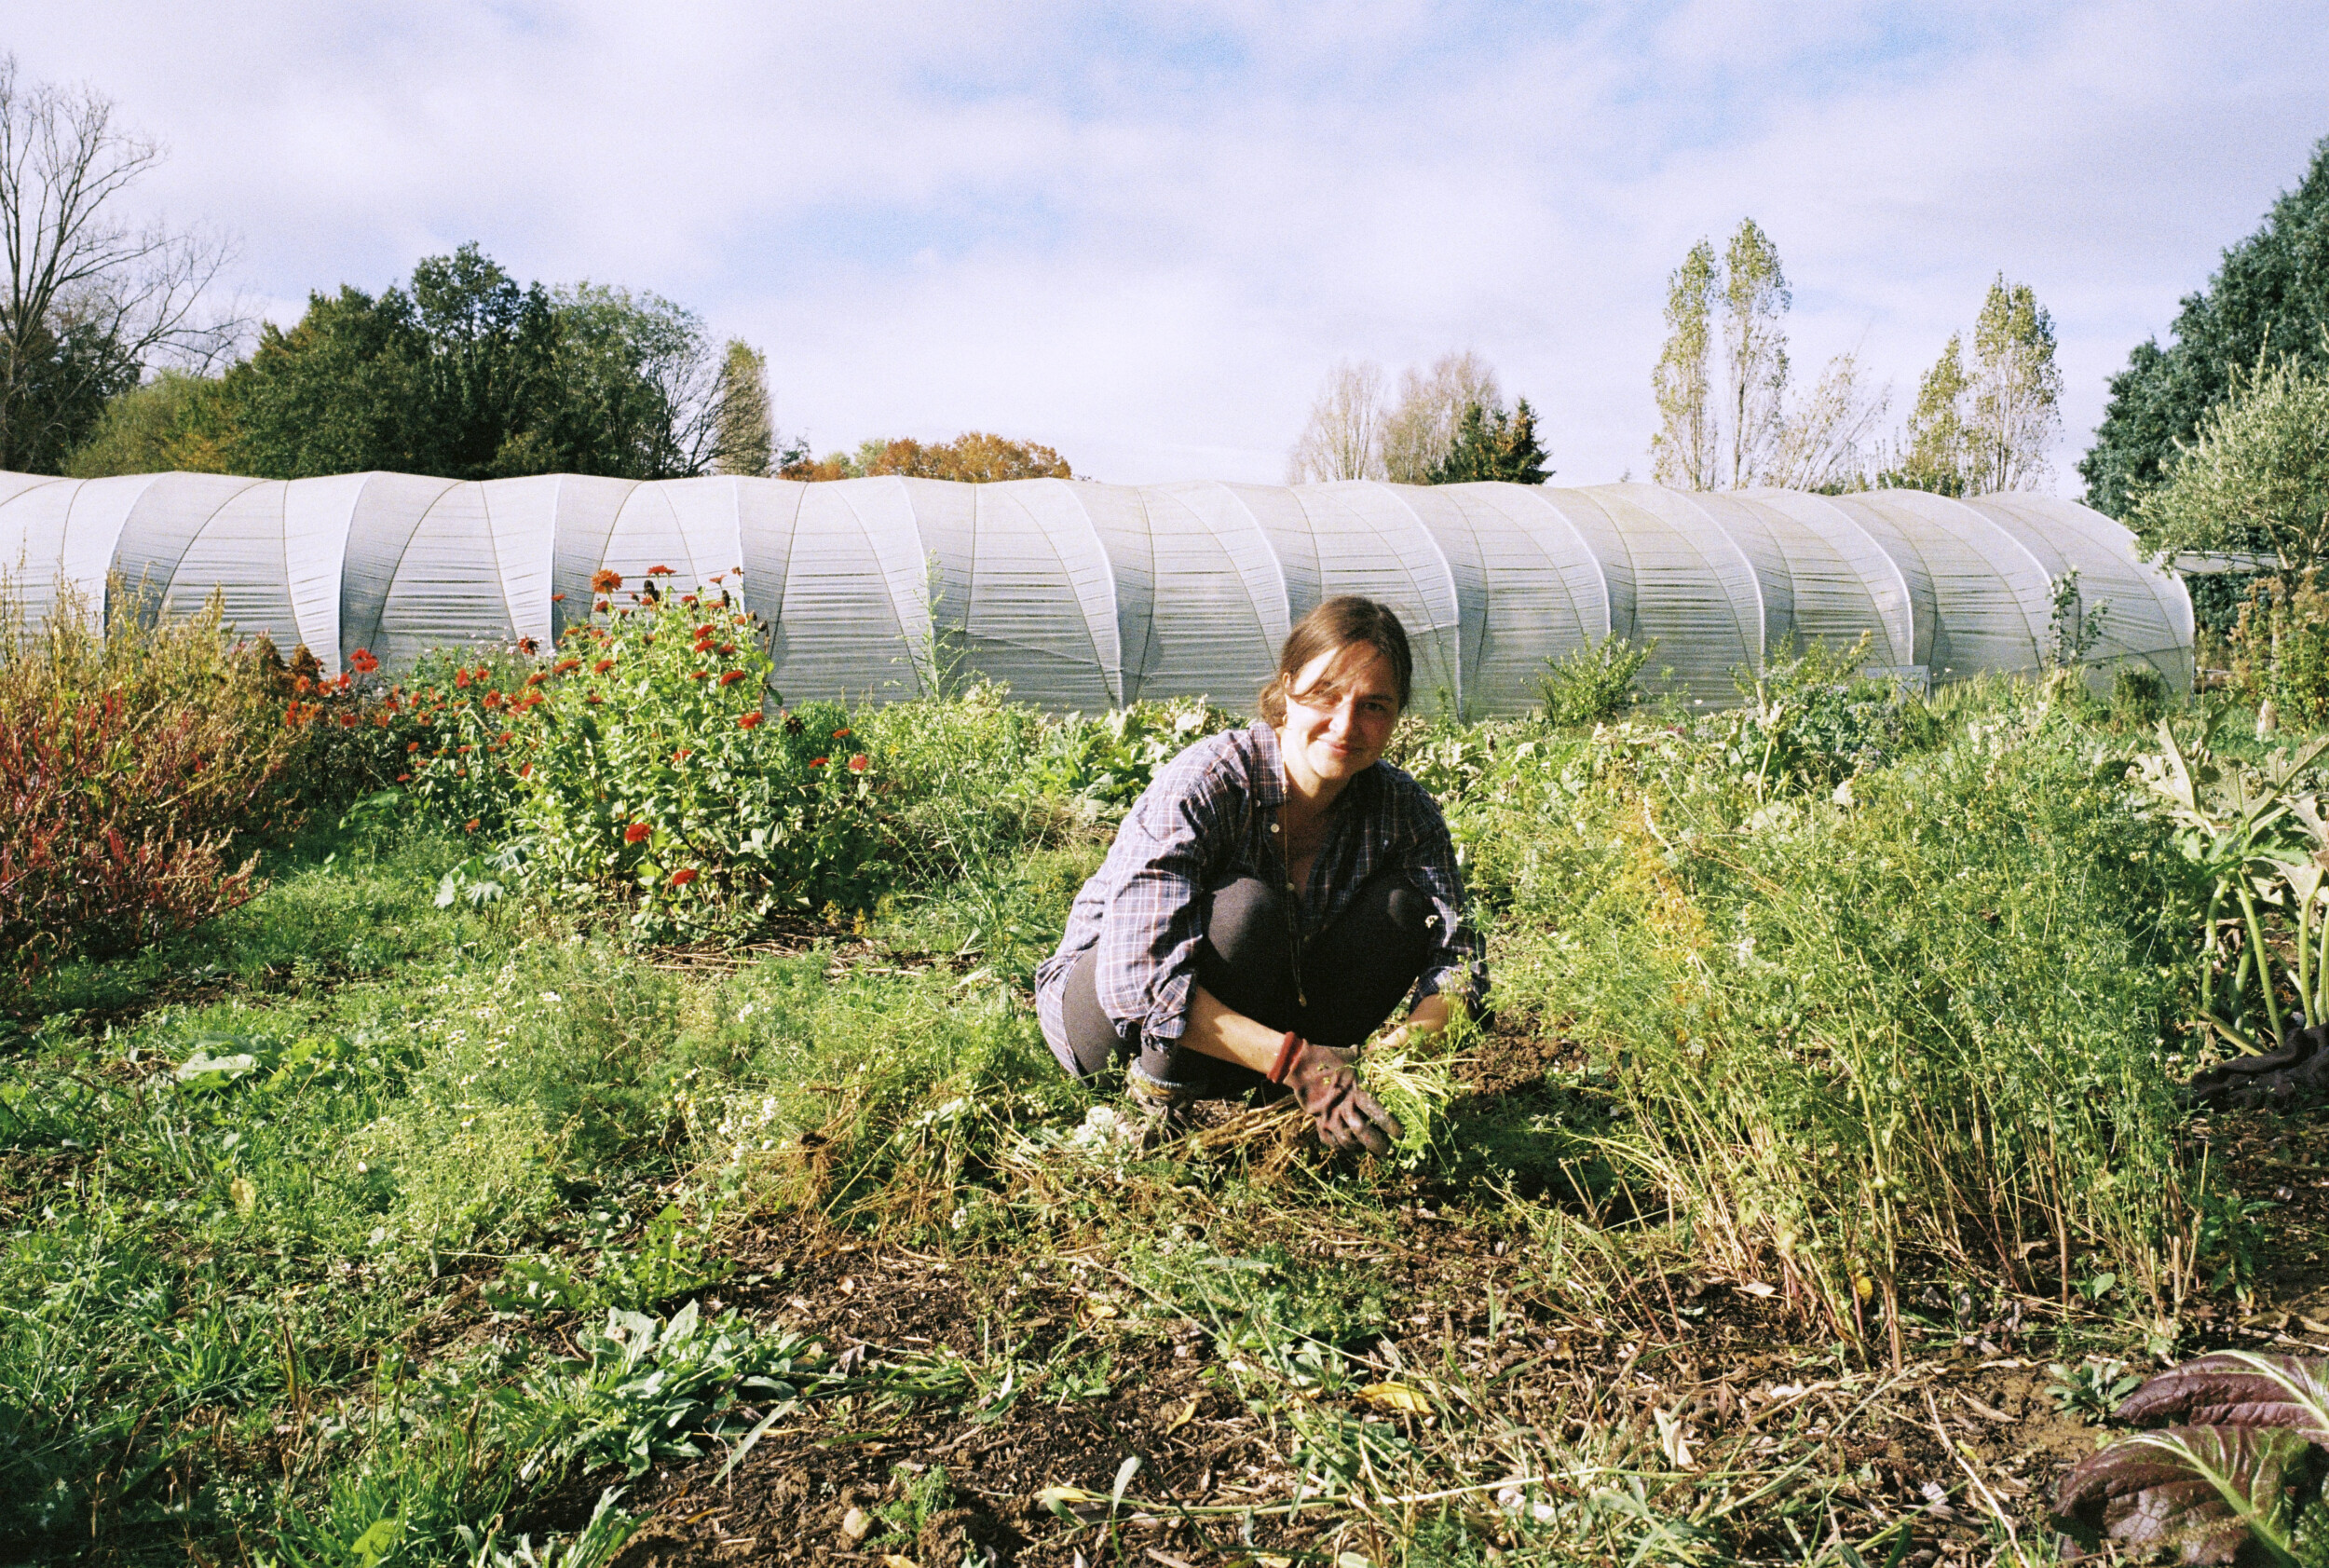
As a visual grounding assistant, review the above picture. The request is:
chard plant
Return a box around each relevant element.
[2134,712,2329,1052]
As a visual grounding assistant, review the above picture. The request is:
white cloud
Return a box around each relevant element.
[12,0,2329,486]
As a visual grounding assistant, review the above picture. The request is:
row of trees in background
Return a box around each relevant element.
[1287,349,1550,485]
[779,431,1073,483]
[0,56,1080,488]
[1647,217,2061,496]
[64,244,778,483]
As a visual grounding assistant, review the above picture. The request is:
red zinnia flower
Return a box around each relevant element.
[737,710,764,729]
[553,658,580,675]
[717,643,735,655]
[648,565,674,576]
[457,744,472,755]
[339,713,358,728]
[484,690,505,709]
[809,757,827,768]
[519,763,533,778]
[518,637,539,656]
[464,818,480,832]
[674,748,693,763]
[694,624,715,638]
[720,671,745,686]
[407,741,421,753]
[624,823,652,843]
[681,594,699,607]
[454,669,470,688]
[551,593,566,603]
[849,754,868,771]
[594,600,611,613]
[710,573,724,584]
[349,648,380,674]
[831,728,851,739]
[671,868,698,886]
[498,731,513,744]
[396,772,411,782]
[587,692,604,704]
[592,658,614,674]
[526,673,547,687]
[689,670,710,681]
[592,568,623,593]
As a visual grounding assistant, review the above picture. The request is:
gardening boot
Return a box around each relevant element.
[2185,1018,2329,1111]
[1124,1060,1202,1148]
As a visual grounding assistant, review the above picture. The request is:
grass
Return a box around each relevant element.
[0,670,2309,1565]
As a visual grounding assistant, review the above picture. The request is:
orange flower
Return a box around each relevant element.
[694,624,715,638]
[552,658,581,675]
[689,670,710,681]
[464,818,480,832]
[647,565,675,576]
[671,867,698,886]
[526,672,547,687]
[849,754,868,772]
[407,741,421,753]
[738,710,764,729]
[454,668,471,689]
[809,756,827,767]
[519,762,533,778]
[717,643,735,656]
[681,594,699,607]
[720,671,746,686]
[592,658,614,674]
[592,568,623,593]
[586,692,604,704]
[518,637,539,656]
[674,748,693,763]
[551,593,566,602]
[396,771,411,782]
[831,728,852,739]
[349,648,381,675]
[594,599,611,613]
[624,823,652,843]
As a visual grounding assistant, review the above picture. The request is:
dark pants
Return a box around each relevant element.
[1062,869,1435,1098]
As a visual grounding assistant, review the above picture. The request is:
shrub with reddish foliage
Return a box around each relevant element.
[0,586,304,976]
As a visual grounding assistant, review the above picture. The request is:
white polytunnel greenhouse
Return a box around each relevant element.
[0,469,2192,716]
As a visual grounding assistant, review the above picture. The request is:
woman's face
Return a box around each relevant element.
[1279,642,1401,789]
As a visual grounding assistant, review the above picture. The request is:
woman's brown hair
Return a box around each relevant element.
[1258,595,1413,725]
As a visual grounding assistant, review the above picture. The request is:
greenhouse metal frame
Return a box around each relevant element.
[0,470,2193,715]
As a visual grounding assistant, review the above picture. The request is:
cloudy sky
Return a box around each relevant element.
[14,1,2329,488]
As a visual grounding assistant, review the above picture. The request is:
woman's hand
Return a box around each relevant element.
[1375,992,1454,1053]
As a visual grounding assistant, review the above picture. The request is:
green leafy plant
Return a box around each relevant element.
[1538,634,1655,728]
[516,571,888,934]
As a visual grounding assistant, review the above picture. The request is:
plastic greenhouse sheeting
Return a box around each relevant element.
[0,470,2191,714]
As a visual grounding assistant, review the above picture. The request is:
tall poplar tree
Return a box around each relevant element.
[1650,240,1719,490]
[1723,219,1791,489]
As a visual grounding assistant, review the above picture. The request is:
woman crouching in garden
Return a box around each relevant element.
[1034,596,1486,1153]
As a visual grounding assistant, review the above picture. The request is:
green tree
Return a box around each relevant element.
[1967,275,2061,492]
[60,369,240,476]
[2130,351,2329,573]
[1880,277,2060,497]
[1723,218,1791,488]
[711,339,774,477]
[2082,137,2329,519]
[225,245,719,481]
[1885,333,1972,495]
[1427,399,1550,484]
[1650,239,1719,490]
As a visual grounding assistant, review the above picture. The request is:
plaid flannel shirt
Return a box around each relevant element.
[1034,721,1486,1072]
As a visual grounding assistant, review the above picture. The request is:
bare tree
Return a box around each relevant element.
[1770,348,1890,492]
[1650,239,1719,490]
[1287,359,1386,483]
[1722,218,1791,489]
[0,55,240,473]
[1381,349,1501,483]
[711,338,774,477]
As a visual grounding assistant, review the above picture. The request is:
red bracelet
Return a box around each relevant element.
[1267,1029,1302,1084]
